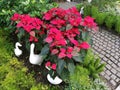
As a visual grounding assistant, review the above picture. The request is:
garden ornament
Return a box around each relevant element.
[67,0,71,2]
[80,6,84,15]
[47,74,62,85]
[14,42,22,57]
[29,43,43,65]
[88,0,92,3]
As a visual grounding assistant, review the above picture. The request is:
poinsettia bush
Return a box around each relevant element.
[11,7,98,82]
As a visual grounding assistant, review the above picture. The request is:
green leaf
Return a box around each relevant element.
[72,55,83,63]
[40,44,49,55]
[81,31,89,41]
[68,63,75,74]
[57,59,66,75]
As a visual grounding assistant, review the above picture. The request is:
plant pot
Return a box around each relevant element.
[47,74,62,85]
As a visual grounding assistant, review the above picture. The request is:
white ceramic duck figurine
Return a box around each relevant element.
[47,74,62,85]
[80,6,84,15]
[14,42,22,57]
[67,0,71,2]
[29,43,43,65]
[88,0,92,3]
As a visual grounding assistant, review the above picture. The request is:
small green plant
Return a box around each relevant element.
[115,16,120,33]
[105,14,116,30]
[91,6,99,19]
[84,5,92,17]
[96,12,107,26]
[70,65,91,88]
[83,49,105,79]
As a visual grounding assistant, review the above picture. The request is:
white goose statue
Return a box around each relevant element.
[14,42,22,57]
[67,0,71,2]
[88,0,92,3]
[29,43,44,65]
[80,6,84,15]
[47,74,62,85]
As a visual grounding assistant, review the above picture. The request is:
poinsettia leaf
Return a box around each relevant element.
[40,44,49,55]
[68,63,75,74]
[29,31,35,37]
[72,54,83,63]
[57,59,66,75]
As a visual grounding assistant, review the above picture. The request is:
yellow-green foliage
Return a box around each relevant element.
[83,49,105,79]
[96,12,107,25]
[70,65,91,88]
[0,30,58,90]
[105,14,116,30]
[0,30,13,65]
[115,16,120,33]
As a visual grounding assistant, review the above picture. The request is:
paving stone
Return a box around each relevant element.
[108,60,113,65]
[110,74,117,80]
[106,54,111,58]
[116,78,120,83]
[99,54,104,58]
[104,74,111,80]
[106,70,112,76]
[116,85,120,90]
[110,80,117,86]
[106,64,112,70]
[111,68,117,74]
[103,57,108,62]
[117,73,120,78]
[112,63,117,68]
[110,57,116,62]
[118,63,120,67]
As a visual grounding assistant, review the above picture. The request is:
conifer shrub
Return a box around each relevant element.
[96,12,107,26]
[91,6,99,19]
[105,14,116,30]
[115,16,120,33]
[84,5,92,17]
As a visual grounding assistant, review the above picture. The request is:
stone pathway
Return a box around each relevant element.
[91,29,120,90]
[59,2,120,90]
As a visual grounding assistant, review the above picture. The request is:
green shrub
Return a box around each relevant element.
[0,0,58,31]
[91,6,99,19]
[105,14,116,30]
[83,49,105,79]
[96,12,107,26]
[65,65,108,90]
[115,16,120,33]
[84,5,92,17]
[70,65,91,88]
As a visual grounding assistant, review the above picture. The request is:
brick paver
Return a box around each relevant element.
[59,2,120,90]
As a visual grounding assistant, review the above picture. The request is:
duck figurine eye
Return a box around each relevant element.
[14,42,22,57]
[29,43,43,65]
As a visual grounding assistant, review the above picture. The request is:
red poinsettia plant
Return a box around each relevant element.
[11,7,97,80]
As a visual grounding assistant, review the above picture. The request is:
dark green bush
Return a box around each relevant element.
[96,12,107,26]
[105,14,116,30]
[84,5,92,17]
[115,16,120,33]
[0,0,58,29]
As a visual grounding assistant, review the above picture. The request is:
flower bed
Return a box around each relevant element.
[7,7,107,87]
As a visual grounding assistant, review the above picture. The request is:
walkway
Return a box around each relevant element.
[59,2,120,90]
